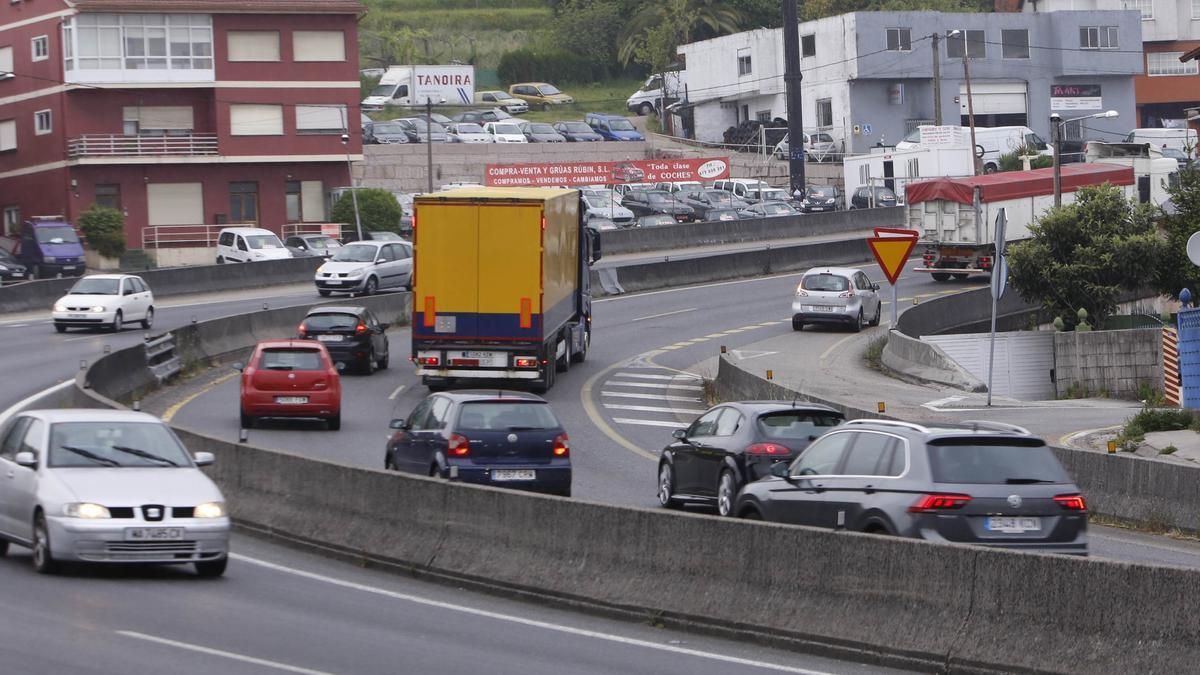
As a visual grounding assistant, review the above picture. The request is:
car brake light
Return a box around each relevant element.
[908,494,972,512]
[418,356,440,366]
[515,356,538,368]
[980,257,992,269]
[795,284,808,296]
[1054,494,1087,511]
[355,322,367,335]
[746,442,791,455]
[448,433,470,457]
[553,433,570,457]
[297,324,307,338]
[839,290,855,298]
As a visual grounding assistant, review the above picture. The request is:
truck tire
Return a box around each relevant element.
[931,272,951,282]
[532,362,555,394]
[555,338,570,374]
[571,329,589,364]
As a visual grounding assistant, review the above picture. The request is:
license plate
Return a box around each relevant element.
[125,527,183,541]
[809,305,834,312]
[275,396,308,404]
[448,350,506,367]
[68,313,85,318]
[317,335,342,342]
[985,517,1041,533]
[324,280,342,285]
[63,266,76,271]
[11,273,22,277]
[492,469,536,481]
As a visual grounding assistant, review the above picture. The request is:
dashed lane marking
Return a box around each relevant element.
[631,307,697,322]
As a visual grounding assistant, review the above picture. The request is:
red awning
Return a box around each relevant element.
[904,163,1135,206]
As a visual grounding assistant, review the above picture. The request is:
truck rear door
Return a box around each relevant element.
[477,204,542,340]
[415,202,480,338]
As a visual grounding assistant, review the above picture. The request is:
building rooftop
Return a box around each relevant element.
[73,0,366,14]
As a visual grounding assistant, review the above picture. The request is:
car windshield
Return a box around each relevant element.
[756,411,844,440]
[303,313,360,331]
[370,231,401,241]
[760,190,787,200]
[561,122,591,132]
[585,193,615,208]
[259,348,323,371]
[646,193,674,204]
[369,84,395,97]
[763,203,795,214]
[69,277,120,295]
[245,235,282,250]
[35,226,80,244]
[927,438,1070,484]
[703,191,734,205]
[493,124,521,135]
[608,118,635,131]
[710,210,738,219]
[48,421,192,468]
[874,188,897,199]
[331,243,378,262]
[529,123,556,134]
[304,236,339,250]
[455,123,484,133]
[808,186,836,198]
[537,84,561,95]
[802,273,850,292]
[903,128,922,143]
[372,123,406,134]
[0,249,14,262]
[457,401,561,430]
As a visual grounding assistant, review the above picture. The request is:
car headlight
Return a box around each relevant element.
[91,305,105,312]
[345,268,364,278]
[194,501,226,519]
[0,263,8,270]
[63,502,111,519]
[54,303,67,312]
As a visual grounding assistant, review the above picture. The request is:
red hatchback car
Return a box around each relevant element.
[237,340,342,430]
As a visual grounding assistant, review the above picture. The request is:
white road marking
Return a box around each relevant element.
[631,307,697,322]
[819,332,870,362]
[605,381,703,391]
[613,372,701,381]
[388,384,406,400]
[0,379,73,425]
[603,403,707,415]
[601,391,703,403]
[232,554,833,674]
[612,418,692,428]
[117,631,334,675]
[63,334,103,343]
[728,349,777,361]
[922,395,966,411]
[6,323,28,328]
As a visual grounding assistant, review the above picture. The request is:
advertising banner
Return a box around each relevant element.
[485,156,731,187]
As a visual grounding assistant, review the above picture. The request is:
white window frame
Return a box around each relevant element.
[815,98,833,128]
[31,35,48,62]
[736,48,751,76]
[34,109,51,135]
[1193,0,1200,19]
[292,30,345,62]
[1123,0,1153,20]
[295,104,347,134]
[886,28,912,52]
[0,119,15,151]
[229,104,283,136]
[226,30,280,62]
[3,206,19,236]
[1001,29,1029,59]
[0,46,12,80]
[1080,26,1119,50]
[1148,51,1199,76]
[64,14,212,73]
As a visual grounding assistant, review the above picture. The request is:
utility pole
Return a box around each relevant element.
[932,32,943,126]
[962,52,980,175]
[782,0,805,195]
[1051,113,1062,207]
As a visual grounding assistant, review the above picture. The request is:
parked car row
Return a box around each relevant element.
[364,111,643,145]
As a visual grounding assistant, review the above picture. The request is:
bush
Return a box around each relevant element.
[1123,408,1195,439]
[330,189,403,238]
[498,47,615,86]
[78,205,126,259]
[998,145,1054,172]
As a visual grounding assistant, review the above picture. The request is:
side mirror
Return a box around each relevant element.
[770,462,789,478]
[389,418,407,430]
[231,362,244,372]
[871,283,880,291]
[378,322,390,331]
[14,451,36,468]
[588,227,603,264]
[671,428,687,440]
[193,451,215,467]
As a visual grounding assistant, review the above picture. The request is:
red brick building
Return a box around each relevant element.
[0,0,364,253]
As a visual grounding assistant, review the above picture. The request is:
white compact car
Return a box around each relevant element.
[52,274,154,333]
[215,227,292,264]
[483,121,528,144]
[791,267,882,333]
[0,409,231,576]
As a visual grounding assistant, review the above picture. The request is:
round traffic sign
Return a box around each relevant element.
[1188,231,1200,266]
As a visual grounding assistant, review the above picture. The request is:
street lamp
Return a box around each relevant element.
[341,132,364,242]
[1050,109,1119,207]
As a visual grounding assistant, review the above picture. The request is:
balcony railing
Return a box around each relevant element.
[68,134,218,158]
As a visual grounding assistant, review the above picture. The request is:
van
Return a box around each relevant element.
[584,113,645,141]
[626,70,686,116]
[16,217,86,278]
[896,125,1050,174]
[1125,128,1198,153]
[215,227,291,264]
[711,178,770,200]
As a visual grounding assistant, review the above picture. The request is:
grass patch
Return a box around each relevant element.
[362,0,553,68]
[864,335,888,371]
[1115,406,1197,451]
[1162,445,1179,455]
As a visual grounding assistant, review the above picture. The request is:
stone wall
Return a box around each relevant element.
[1054,328,1163,399]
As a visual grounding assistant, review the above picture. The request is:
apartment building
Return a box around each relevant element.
[677,10,1141,156]
[0,0,364,252]
[1011,0,1200,128]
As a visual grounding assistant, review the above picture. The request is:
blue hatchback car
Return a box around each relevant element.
[385,390,572,497]
[585,113,645,141]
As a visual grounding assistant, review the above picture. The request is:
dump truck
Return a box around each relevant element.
[411,187,601,392]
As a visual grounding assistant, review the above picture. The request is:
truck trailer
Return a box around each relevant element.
[904,162,1141,281]
[411,187,601,392]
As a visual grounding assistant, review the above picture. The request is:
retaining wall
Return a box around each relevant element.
[1054,328,1163,398]
[880,329,988,392]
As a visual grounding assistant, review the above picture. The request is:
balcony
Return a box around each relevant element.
[67,134,219,158]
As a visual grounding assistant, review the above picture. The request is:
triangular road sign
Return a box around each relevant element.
[868,234,918,285]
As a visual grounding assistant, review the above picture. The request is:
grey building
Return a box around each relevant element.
[678,10,1143,155]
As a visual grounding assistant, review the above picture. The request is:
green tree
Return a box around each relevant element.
[78,205,126,259]
[1007,184,1164,331]
[550,0,625,67]
[997,145,1053,172]
[330,189,403,239]
[618,0,745,70]
[1154,167,1200,300]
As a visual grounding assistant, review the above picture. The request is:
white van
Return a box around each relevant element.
[216,227,291,264]
[1125,128,1198,153]
[897,125,1051,174]
[711,178,770,200]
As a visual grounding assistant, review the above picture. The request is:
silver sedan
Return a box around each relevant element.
[0,409,230,576]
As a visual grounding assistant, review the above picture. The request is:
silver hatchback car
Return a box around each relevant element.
[0,409,230,576]
[791,267,882,332]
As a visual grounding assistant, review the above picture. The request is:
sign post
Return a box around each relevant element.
[986,208,1007,407]
[867,227,919,329]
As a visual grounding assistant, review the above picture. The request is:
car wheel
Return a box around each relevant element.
[318,290,332,297]
[327,412,341,431]
[792,315,804,331]
[54,324,67,333]
[531,358,555,394]
[851,310,863,333]
[141,307,154,329]
[377,350,389,370]
[363,277,378,296]
[32,514,58,574]
[931,272,951,282]
[658,462,681,509]
[384,453,395,471]
[216,256,225,264]
[110,310,123,333]
[639,102,654,116]
[240,411,255,429]
[194,556,228,578]
[716,470,737,517]
[364,348,377,375]
[542,103,551,112]
[869,302,882,327]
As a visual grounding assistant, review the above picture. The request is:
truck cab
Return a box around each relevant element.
[362,68,414,111]
[16,217,86,278]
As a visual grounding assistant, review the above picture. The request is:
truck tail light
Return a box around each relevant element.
[908,494,972,513]
[746,442,791,456]
[553,433,570,457]
[980,257,992,269]
[418,356,440,366]
[515,356,538,368]
[1054,494,1087,511]
[448,433,470,457]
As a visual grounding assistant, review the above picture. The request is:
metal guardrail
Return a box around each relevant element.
[68,134,219,157]
[144,332,181,383]
[141,224,224,249]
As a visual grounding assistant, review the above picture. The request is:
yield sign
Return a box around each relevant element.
[868,229,918,285]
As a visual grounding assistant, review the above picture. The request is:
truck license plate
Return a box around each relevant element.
[125,527,184,541]
[447,350,506,367]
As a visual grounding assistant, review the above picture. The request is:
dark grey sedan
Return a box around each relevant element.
[734,419,1088,555]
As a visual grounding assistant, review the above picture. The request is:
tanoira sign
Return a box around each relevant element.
[414,66,474,106]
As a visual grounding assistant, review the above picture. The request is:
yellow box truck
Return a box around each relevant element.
[411,187,601,392]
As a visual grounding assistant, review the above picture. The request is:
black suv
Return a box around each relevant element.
[621,190,697,222]
[848,186,898,209]
[735,419,1088,555]
[297,306,390,374]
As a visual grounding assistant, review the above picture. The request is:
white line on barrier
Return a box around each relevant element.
[631,307,697,322]
[116,631,333,675]
[230,554,835,675]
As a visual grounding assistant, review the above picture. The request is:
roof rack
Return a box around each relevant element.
[958,420,1033,436]
[842,419,929,432]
